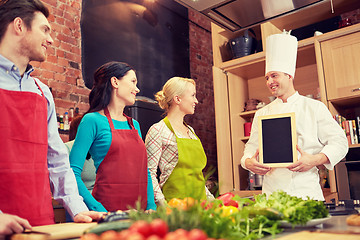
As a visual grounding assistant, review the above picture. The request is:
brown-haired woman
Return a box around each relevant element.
[69,61,156,212]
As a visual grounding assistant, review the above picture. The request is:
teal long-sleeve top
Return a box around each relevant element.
[69,112,156,211]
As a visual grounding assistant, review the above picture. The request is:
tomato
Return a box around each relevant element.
[118,230,132,240]
[173,228,189,238]
[217,192,239,208]
[126,232,145,240]
[146,235,162,240]
[163,232,178,240]
[149,218,168,237]
[100,230,118,240]
[188,229,207,240]
[130,220,152,237]
[80,233,100,240]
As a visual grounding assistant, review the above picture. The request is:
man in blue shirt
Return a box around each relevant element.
[0,0,103,235]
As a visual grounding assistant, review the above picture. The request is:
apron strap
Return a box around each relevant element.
[33,79,45,97]
[104,107,115,131]
[163,117,196,138]
[123,114,135,130]
[163,117,175,134]
[104,107,135,131]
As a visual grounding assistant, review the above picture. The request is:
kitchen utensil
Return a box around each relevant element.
[229,29,257,59]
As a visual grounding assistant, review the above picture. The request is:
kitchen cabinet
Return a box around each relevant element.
[212,10,360,197]
[321,31,360,101]
[317,26,360,151]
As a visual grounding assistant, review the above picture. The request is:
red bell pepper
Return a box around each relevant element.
[217,192,239,208]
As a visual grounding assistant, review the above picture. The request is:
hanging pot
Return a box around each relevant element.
[229,29,257,59]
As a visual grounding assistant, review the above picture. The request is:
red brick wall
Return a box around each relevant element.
[186,9,218,177]
[32,0,90,119]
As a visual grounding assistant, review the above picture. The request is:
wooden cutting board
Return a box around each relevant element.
[276,230,360,240]
[11,222,97,240]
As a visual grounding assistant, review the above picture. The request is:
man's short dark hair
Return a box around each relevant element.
[0,0,49,42]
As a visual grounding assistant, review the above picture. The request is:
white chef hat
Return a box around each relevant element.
[265,30,298,78]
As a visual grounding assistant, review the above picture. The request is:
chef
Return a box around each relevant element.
[0,0,102,235]
[240,31,348,200]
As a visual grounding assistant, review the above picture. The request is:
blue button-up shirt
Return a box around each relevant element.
[0,54,88,218]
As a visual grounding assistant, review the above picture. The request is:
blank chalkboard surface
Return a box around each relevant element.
[258,113,297,167]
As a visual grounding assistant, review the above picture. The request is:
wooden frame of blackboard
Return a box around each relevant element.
[258,112,297,167]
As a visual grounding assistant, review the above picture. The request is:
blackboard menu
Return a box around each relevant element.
[259,112,297,167]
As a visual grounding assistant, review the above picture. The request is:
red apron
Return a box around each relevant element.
[92,108,147,211]
[0,82,54,226]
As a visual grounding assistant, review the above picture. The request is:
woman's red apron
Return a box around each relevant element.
[0,82,54,226]
[92,108,147,211]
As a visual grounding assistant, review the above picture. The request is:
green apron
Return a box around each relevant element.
[162,117,207,201]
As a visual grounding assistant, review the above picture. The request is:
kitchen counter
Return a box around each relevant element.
[8,214,360,240]
[265,215,360,239]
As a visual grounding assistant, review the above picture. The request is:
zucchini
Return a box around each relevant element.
[84,220,132,235]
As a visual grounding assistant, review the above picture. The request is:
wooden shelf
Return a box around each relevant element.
[240,136,250,142]
[58,129,69,134]
[232,190,261,198]
[349,144,360,149]
[329,96,360,108]
[239,110,257,119]
[220,51,265,79]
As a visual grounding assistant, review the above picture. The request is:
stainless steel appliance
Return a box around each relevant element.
[174,0,360,32]
[248,172,263,190]
[335,147,360,201]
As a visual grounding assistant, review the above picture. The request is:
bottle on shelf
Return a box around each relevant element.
[56,113,60,129]
[74,107,80,118]
[64,112,70,131]
[59,115,64,131]
[69,107,74,124]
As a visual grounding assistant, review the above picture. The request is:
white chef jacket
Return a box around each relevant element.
[240,92,348,200]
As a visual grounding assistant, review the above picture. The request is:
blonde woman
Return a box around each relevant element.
[145,77,214,206]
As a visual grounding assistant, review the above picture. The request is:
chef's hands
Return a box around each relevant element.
[287,145,330,172]
[0,213,31,235]
[244,150,271,175]
[74,211,105,223]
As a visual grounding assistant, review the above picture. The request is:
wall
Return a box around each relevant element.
[187,9,217,177]
[31,0,218,176]
[32,0,90,119]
